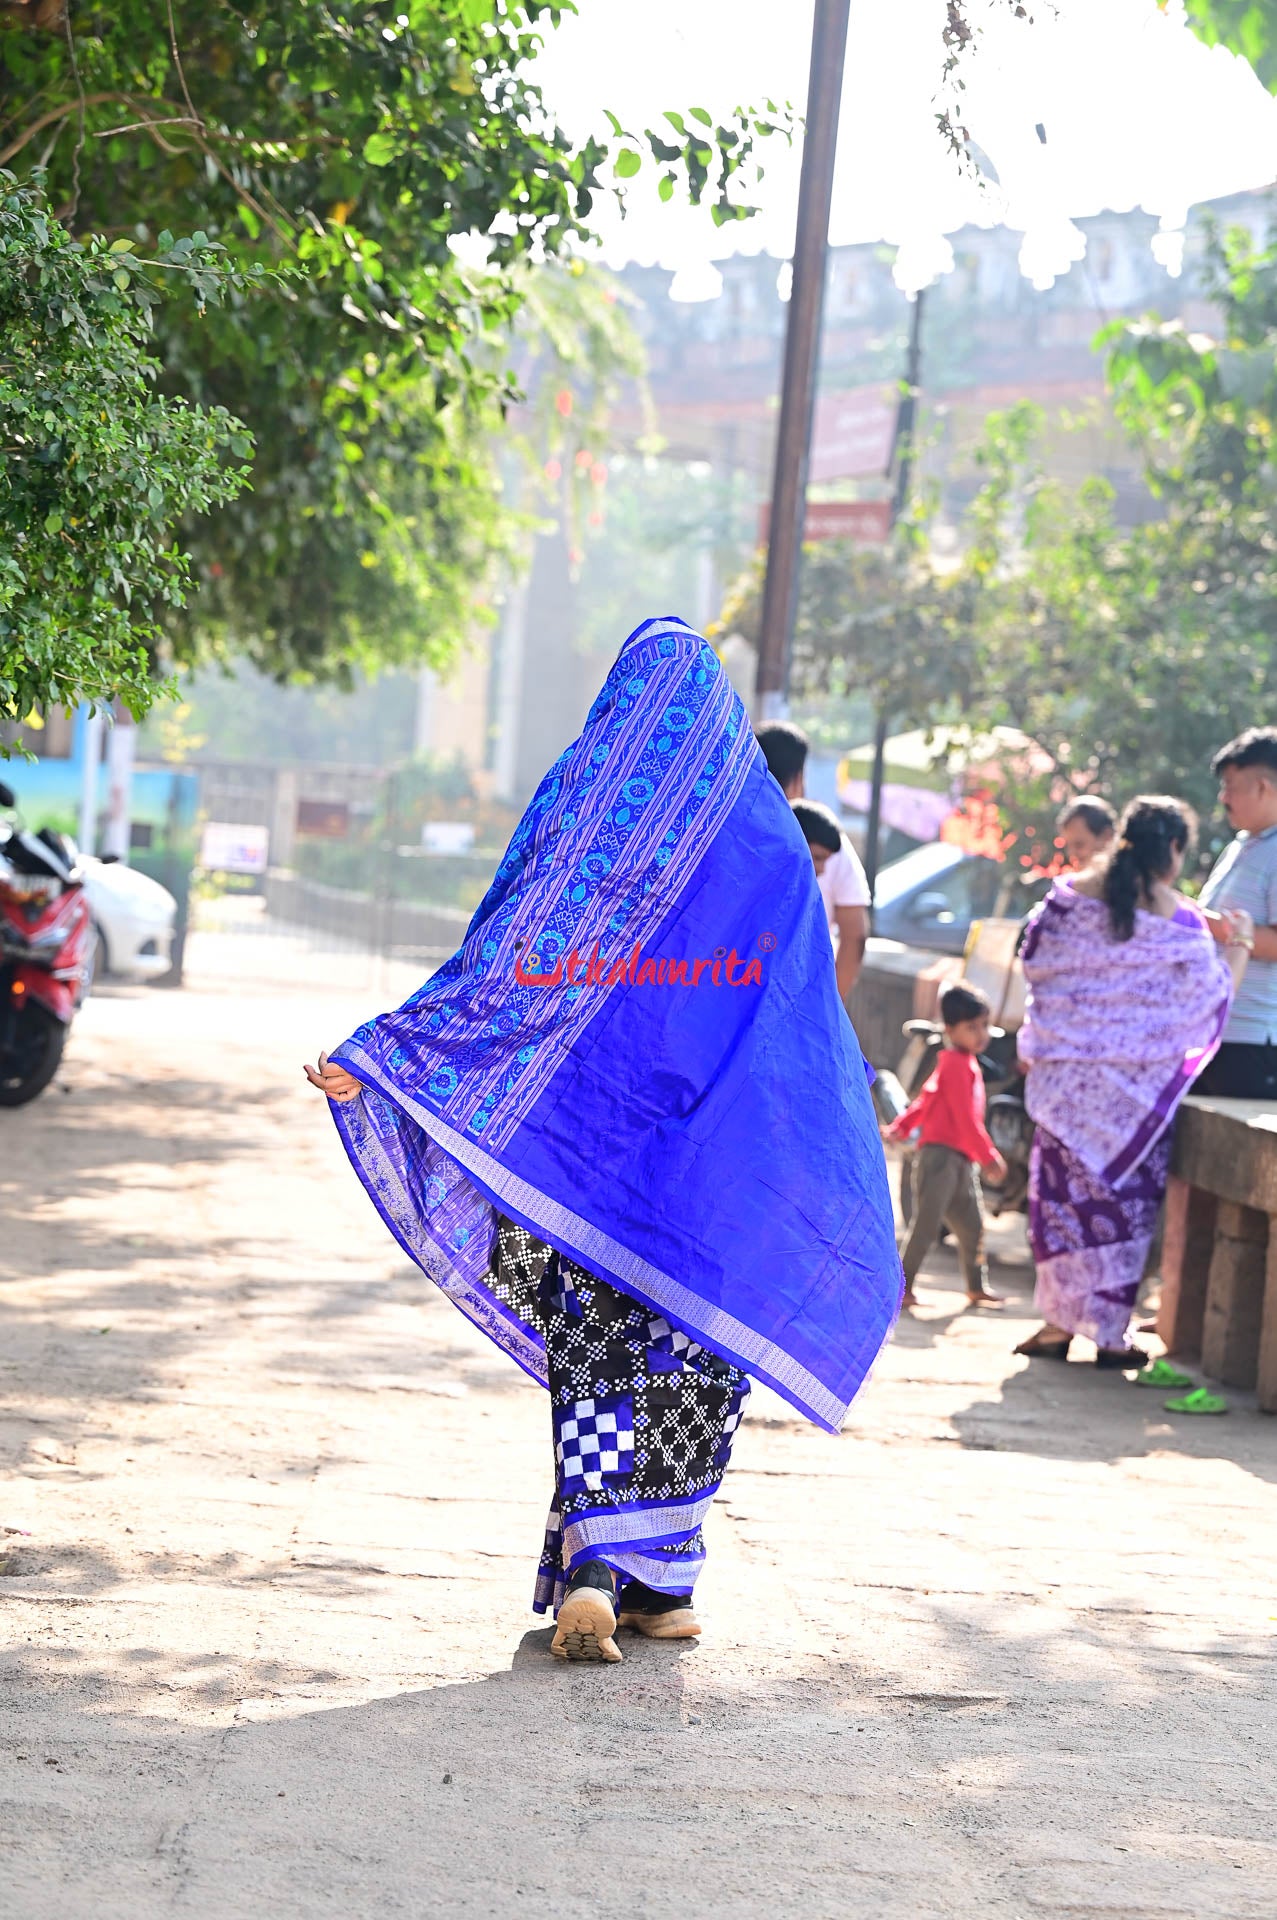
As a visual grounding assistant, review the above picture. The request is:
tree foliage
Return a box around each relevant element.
[0,2,789,689]
[1178,0,1277,92]
[0,173,253,730]
[714,218,1277,841]
[960,221,1277,828]
[939,2,1277,162]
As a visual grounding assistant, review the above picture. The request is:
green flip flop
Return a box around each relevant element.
[1164,1387,1229,1415]
[1135,1358,1194,1389]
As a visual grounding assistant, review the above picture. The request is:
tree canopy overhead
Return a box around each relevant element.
[1178,0,1277,91]
[0,2,788,688]
[939,2,1277,160]
[0,174,254,732]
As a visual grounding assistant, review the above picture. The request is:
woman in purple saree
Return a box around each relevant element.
[1015,797,1250,1366]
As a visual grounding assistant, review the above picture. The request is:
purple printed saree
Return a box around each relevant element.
[1019,882,1233,1346]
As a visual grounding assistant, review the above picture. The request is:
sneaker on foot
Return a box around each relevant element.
[551,1559,623,1663]
[617,1580,701,1640]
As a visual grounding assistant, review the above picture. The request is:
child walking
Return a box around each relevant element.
[886,981,1007,1309]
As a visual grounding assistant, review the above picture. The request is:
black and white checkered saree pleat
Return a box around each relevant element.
[491,1218,749,1616]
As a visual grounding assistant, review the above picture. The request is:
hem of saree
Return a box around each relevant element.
[563,1493,717,1556]
[1102,999,1231,1188]
[1032,1242,1148,1349]
[533,1547,702,1615]
[331,1046,855,1431]
[534,1505,715,1615]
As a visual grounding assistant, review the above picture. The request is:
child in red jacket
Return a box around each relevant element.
[887,981,1007,1309]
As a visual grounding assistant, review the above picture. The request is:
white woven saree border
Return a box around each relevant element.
[562,1493,717,1559]
[334,1043,848,1431]
[587,1551,701,1593]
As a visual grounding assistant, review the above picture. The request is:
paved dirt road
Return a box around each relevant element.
[2,961,1275,1918]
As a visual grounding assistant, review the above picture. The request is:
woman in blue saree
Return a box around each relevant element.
[306,617,900,1662]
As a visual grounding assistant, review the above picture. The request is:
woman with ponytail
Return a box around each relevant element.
[1014,797,1251,1367]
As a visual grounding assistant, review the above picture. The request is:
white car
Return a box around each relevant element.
[81,856,177,982]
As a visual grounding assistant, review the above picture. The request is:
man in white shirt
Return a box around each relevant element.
[756,720,869,1000]
[793,801,871,997]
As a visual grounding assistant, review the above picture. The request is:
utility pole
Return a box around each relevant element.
[864,284,926,906]
[77,704,103,857]
[755,0,851,722]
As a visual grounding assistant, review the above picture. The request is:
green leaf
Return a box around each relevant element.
[362,131,397,167]
[109,236,136,253]
[44,511,64,535]
[614,148,642,179]
[113,269,132,290]
[658,172,675,202]
[689,107,713,127]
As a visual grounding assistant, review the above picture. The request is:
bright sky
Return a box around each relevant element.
[534,0,1277,293]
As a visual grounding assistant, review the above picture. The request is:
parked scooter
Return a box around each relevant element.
[0,781,92,1105]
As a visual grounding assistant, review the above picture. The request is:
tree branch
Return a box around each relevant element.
[0,93,127,167]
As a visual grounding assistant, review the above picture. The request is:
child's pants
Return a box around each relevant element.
[901,1143,988,1292]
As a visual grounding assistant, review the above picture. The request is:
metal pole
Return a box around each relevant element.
[102,707,136,863]
[863,710,890,906]
[865,286,927,907]
[755,0,851,721]
[889,286,926,526]
[77,704,103,857]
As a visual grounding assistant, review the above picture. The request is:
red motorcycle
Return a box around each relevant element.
[0,780,92,1105]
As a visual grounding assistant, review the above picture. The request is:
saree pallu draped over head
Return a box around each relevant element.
[1019,882,1234,1348]
[327,616,901,1605]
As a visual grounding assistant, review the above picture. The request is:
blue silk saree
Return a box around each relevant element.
[329,616,900,1610]
[329,617,900,1443]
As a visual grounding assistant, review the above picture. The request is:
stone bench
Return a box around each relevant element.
[1157,1096,1277,1411]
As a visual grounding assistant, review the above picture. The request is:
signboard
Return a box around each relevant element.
[421,821,476,854]
[810,385,895,484]
[199,821,270,875]
[758,499,892,546]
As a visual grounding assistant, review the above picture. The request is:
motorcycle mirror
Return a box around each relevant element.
[0,781,15,809]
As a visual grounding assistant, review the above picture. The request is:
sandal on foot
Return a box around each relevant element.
[618,1581,701,1641]
[1014,1330,1072,1359]
[1165,1386,1229,1415]
[1095,1346,1149,1370]
[1134,1358,1193,1389]
[551,1559,622,1664]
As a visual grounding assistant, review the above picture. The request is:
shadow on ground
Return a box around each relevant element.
[1,1593,1272,1920]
